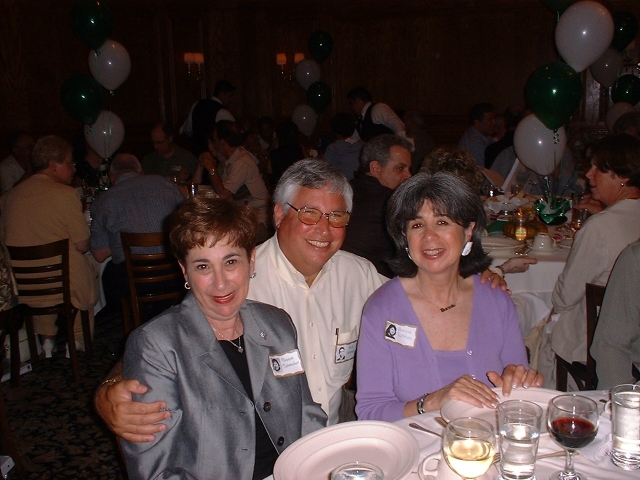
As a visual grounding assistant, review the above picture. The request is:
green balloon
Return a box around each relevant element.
[308,31,333,64]
[540,0,574,14]
[611,11,639,52]
[525,62,582,130]
[70,0,114,50]
[307,81,332,114]
[61,74,104,124]
[612,74,640,106]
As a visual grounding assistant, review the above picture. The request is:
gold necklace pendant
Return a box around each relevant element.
[440,304,456,312]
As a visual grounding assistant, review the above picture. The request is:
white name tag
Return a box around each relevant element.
[269,349,305,377]
[335,339,357,363]
[384,320,417,348]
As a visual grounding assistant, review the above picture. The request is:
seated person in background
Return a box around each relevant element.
[484,104,526,170]
[0,131,34,194]
[1,135,99,357]
[458,103,496,168]
[199,121,271,243]
[538,134,640,388]
[342,134,413,278]
[324,112,362,181]
[120,197,326,479]
[269,120,306,186]
[89,153,185,310]
[257,116,277,152]
[141,123,198,183]
[402,110,435,174]
[591,238,640,389]
[356,172,542,422]
[72,134,109,189]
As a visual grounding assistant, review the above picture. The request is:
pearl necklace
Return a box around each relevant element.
[211,318,244,353]
[416,277,460,313]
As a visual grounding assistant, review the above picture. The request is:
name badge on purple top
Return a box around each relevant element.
[384,320,417,348]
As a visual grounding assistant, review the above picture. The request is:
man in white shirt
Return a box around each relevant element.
[0,132,35,194]
[347,86,408,142]
[93,160,386,440]
[179,80,236,138]
[458,102,496,168]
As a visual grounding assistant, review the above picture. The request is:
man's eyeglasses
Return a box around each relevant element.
[286,203,350,228]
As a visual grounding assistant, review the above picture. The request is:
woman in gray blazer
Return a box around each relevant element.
[120,197,327,480]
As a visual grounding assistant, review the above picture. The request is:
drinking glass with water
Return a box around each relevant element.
[498,400,543,480]
[610,384,640,470]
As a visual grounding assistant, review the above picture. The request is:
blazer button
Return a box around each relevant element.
[263,402,271,412]
[277,436,284,446]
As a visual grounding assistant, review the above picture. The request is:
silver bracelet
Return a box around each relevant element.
[417,393,427,414]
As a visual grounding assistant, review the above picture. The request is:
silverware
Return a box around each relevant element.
[434,416,448,428]
[515,244,530,256]
[492,450,570,466]
[408,422,443,438]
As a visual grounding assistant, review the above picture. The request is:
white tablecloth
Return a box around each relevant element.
[397,389,636,480]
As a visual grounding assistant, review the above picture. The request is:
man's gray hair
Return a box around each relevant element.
[273,159,353,213]
[361,134,412,171]
[110,153,142,177]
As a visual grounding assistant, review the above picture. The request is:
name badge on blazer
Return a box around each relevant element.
[384,320,417,348]
[334,339,357,364]
[269,349,305,377]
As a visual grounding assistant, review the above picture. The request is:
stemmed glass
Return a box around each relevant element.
[547,394,599,480]
[443,417,496,480]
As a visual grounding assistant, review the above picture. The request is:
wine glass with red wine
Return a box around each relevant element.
[547,394,599,480]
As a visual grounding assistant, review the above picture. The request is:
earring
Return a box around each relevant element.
[461,241,473,256]
[250,271,256,278]
[621,182,626,187]
[184,281,191,290]
[405,247,414,261]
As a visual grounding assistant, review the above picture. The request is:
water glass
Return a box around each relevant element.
[611,384,640,470]
[331,462,384,480]
[498,400,543,480]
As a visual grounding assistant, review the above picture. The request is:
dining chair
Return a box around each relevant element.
[555,283,606,391]
[0,307,24,388]
[7,239,92,383]
[120,232,185,334]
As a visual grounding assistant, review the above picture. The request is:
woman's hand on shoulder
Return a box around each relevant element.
[479,269,509,293]
[95,379,170,443]
[422,375,499,412]
[487,364,544,398]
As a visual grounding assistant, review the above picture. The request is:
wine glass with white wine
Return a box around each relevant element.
[443,417,496,480]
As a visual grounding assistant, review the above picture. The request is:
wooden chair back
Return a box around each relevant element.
[6,239,91,382]
[555,283,606,391]
[120,232,185,333]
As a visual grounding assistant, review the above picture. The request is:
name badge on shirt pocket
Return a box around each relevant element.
[335,339,357,364]
[384,320,417,348]
[269,349,305,378]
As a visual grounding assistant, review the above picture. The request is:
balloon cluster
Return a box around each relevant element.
[292,31,334,137]
[516,1,634,175]
[61,0,129,158]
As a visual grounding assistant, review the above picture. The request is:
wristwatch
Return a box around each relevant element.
[417,393,428,414]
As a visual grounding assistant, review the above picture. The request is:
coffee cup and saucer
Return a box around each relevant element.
[529,233,558,254]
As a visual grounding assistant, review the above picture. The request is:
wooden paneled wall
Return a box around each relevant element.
[1,0,639,158]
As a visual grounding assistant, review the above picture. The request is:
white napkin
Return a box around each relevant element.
[579,416,612,466]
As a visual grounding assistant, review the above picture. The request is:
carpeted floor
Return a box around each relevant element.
[1,307,128,479]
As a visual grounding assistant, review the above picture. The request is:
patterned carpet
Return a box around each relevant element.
[1,307,128,479]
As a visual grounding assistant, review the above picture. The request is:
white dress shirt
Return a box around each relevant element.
[248,235,386,425]
[179,96,235,136]
[352,102,407,141]
[0,155,25,194]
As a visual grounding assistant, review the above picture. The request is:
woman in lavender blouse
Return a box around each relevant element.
[355,172,543,422]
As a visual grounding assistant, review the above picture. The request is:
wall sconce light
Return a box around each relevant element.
[294,52,305,64]
[276,53,287,72]
[184,52,204,80]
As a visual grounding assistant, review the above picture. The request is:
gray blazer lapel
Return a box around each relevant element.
[241,303,274,402]
[179,294,248,397]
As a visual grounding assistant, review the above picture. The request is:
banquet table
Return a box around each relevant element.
[396,389,634,480]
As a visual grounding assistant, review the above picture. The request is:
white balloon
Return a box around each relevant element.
[589,48,623,88]
[295,59,321,90]
[514,114,567,176]
[84,110,125,158]
[292,105,317,137]
[555,1,614,73]
[605,102,636,133]
[89,39,131,91]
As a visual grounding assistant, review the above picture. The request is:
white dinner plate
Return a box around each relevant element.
[273,421,419,480]
[557,238,573,249]
[481,237,522,252]
[440,387,561,434]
